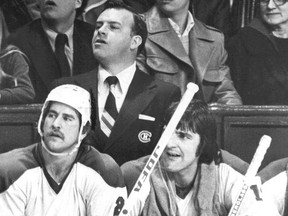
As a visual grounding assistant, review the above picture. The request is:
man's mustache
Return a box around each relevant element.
[48,130,64,140]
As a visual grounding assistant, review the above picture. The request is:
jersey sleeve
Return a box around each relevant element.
[262,171,286,215]
[0,169,31,216]
[218,163,280,216]
[86,176,127,216]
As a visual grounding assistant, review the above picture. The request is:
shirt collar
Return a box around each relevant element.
[41,21,74,51]
[98,62,136,94]
[168,11,194,37]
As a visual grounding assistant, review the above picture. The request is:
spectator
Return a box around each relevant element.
[53,0,181,165]
[137,0,242,105]
[8,0,97,102]
[0,84,126,215]
[121,100,279,216]
[227,0,288,105]
[123,0,233,38]
[0,9,35,104]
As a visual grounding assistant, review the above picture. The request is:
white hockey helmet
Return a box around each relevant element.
[38,84,91,156]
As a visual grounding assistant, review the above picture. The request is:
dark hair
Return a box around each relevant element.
[76,0,89,18]
[102,0,148,54]
[164,99,219,164]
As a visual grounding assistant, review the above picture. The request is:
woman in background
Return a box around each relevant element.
[0,9,35,104]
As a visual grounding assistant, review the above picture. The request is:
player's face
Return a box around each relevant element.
[43,102,81,153]
[156,0,190,16]
[92,8,135,63]
[260,0,288,28]
[161,128,200,175]
[38,0,81,22]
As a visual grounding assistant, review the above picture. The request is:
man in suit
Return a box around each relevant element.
[137,0,242,105]
[53,0,181,165]
[8,0,97,102]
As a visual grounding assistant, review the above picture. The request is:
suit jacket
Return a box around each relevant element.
[227,18,288,105]
[137,6,242,105]
[9,19,97,102]
[53,68,181,165]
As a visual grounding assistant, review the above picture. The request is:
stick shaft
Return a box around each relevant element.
[228,135,271,216]
[119,83,199,216]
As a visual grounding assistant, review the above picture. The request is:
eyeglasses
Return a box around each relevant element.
[260,0,288,6]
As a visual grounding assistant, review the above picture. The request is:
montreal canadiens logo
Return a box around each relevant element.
[138,130,152,143]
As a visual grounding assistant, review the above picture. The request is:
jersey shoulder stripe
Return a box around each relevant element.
[0,143,39,193]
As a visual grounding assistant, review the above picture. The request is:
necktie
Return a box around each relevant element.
[55,33,70,77]
[101,76,119,137]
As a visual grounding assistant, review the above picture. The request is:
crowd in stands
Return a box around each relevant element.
[1,0,288,215]
[2,0,284,106]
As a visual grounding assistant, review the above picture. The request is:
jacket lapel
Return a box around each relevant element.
[76,68,100,129]
[72,23,93,75]
[189,19,216,82]
[146,6,193,68]
[90,70,100,130]
[105,69,157,148]
[28,20,61,88]
[73,25,83,75]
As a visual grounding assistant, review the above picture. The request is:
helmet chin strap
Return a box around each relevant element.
[41,139,80,156]
[40,126,87,157]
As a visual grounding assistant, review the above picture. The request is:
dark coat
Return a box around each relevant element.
[53,68,181,165]
[8,19,97,102]
[227,18,288,105]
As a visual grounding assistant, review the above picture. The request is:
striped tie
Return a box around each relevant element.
[101,76,118,137]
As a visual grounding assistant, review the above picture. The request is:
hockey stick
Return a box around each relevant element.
[119,83,199,216]
[228,135,272,216]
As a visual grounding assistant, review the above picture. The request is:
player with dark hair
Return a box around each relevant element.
[121,100,278,216]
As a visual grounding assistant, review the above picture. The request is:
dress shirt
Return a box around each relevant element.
[42,21,74,75]
[98,63,136,118]
[168,11,194,54]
